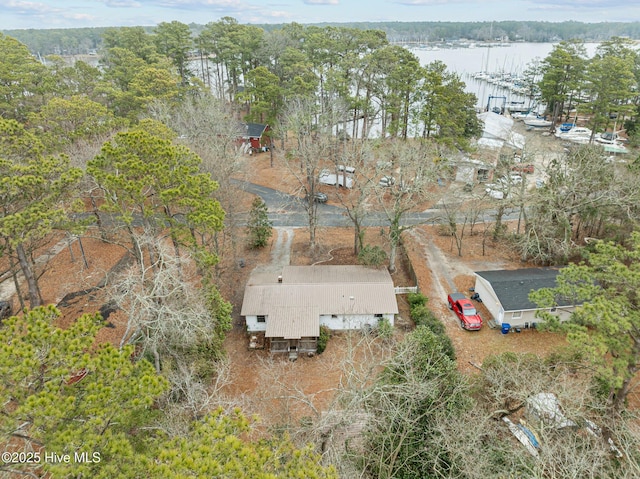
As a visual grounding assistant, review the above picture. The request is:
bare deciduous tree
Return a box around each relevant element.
[111,236,221,373]
[519,144,640,264]
[374,139,443,272]
[333,140,378,255]
[280,97,336,252]
[440,200,469,256]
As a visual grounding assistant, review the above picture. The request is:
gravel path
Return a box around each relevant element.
[252,227,296,274]
[407,228,465,301]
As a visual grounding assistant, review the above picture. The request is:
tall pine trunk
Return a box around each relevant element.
[16,243,42,308]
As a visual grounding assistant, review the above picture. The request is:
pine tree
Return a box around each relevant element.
[247,197,272,248]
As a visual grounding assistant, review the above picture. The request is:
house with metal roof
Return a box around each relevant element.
[473,268,575,328]
[241,265,399,356]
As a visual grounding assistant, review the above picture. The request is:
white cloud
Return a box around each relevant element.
[104,0,141,8]
[154,0,245,9]
[393,0,467,5]
[0,0,62,16]
[304,0,339,5]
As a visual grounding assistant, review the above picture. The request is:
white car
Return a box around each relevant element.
[379,175,395,187]
[337,165,356,174]
[510,174,523,184]
[497,174,523,186]
[485,183,504,200]
[485,188,504,200]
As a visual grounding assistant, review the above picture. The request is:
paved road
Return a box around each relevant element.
[231,179,521,228]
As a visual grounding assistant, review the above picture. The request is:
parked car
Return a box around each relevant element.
[447,293,482,330]
[379,175,395,187]
[511,174,524,183]
[337,165,356,174]
[485,184,504,200]
[0,300,12,322]
[308,192,328,203]
[497,173,523,185]
[512,164,534,174]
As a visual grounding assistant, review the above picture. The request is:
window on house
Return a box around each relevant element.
[331,314,338,319]
[374,314,383,318]
[511,311,522,320]
[257,315,266,323]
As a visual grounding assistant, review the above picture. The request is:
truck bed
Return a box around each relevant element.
[448,292,466,302]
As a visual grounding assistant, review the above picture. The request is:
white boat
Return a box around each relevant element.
[524,117,553,128]
[506,101,529,113]
[595,131,623,145]
[511,111,535,120]
[555,126,593,144]
[603,142,628,154]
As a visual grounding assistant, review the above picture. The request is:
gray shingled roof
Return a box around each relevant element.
[244,122,267,138]
[475,268,565,311]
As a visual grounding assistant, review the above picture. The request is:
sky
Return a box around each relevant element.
[1,0,639,31]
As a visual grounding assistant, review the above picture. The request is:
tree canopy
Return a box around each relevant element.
[0,118,82,308]
[0,306,336,479]
[531,232,640,412]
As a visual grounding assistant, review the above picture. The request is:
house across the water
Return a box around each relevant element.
[241,265,398,356]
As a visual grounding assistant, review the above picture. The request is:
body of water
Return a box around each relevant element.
[410,42,599,111]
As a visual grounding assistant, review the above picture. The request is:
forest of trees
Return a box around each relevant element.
[4,20,640,57]
[1,16,640,477]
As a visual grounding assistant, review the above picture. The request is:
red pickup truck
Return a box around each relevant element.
[447,293,482,331]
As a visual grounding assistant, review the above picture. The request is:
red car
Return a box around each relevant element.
[447,293,482,330]
[511,164,534,174]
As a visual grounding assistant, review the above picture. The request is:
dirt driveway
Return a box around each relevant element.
[252,227,296,274]
[403,224,569,374]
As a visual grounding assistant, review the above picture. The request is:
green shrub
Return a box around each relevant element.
[377,317,394,340]
[410,304,455,360]
[410,304,434,327]
[317,325,331,354]
[247,197,273,248]
[436,334,456,361]
[407,292,428,309]
[358,244,387,266]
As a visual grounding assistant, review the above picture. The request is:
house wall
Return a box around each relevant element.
[455,165,476,183]
[474,276,574,328]
[245,315,267,333]
[503,309,540,328]
[503,308,573,328]
[246,312,395,334]
[320,313,394,331]
[474,276,503,323]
